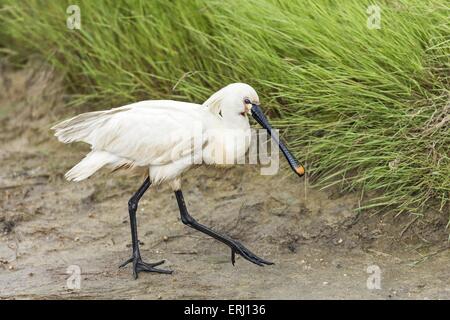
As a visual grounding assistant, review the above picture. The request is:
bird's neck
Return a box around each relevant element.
[221,113,250,130]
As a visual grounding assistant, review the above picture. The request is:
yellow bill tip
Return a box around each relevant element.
[296,166,305,176]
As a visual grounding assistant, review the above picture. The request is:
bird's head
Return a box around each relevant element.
[203,83,305,178]
[203,83,259,118]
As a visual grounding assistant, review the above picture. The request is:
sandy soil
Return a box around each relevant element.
[1,63,449,299]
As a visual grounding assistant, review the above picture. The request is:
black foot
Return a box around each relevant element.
[119,254,173,279]
[230,241,274,266]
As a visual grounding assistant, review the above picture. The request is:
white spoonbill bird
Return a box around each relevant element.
[52,83,304,278]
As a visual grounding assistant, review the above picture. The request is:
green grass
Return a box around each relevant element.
[0,0,449,220]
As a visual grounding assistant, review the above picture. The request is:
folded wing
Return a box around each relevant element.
[52,100,209,180]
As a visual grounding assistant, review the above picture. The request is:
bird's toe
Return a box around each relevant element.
[135,260,173,274]
[140,259,166,268]
[230,242,273,267]
[134,258,172,275]
[120,255,173,278]
[119,257,134,268]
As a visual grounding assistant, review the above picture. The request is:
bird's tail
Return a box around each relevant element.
[51,111,110,144]
[51,107,129,144]
[52,107,133,181]
[65,151,117,181]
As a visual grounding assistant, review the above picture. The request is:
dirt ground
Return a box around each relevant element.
[1,63,449,299]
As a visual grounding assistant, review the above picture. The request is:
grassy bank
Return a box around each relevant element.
[0,0,448,220]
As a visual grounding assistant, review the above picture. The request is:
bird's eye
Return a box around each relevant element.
[244,98,251,104]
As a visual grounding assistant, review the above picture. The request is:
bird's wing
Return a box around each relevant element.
[80,101,211,166]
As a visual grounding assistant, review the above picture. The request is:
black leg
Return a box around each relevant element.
[120,177,172,278]
[174,190,273,267]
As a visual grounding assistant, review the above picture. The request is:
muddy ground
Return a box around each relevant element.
[1,63,449,299]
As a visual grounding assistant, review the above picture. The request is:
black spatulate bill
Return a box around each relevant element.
[251,104,305,177]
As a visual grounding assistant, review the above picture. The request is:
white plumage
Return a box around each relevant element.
[52,83,304,278]
[52,83,256,188]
